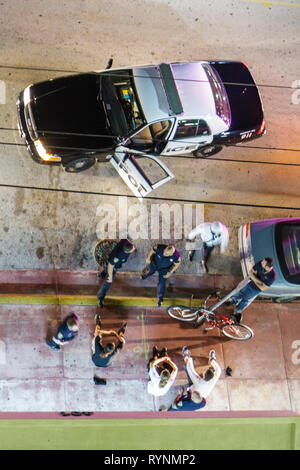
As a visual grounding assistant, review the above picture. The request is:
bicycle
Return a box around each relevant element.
[166,286,254,341]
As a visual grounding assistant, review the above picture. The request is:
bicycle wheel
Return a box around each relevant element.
[166,305,198,322]
[220,323,254,341]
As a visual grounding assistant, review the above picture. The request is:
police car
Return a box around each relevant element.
[17,59,265,198]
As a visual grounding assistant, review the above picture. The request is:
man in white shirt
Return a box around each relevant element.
[182,347,221,399]
[187,221,229,272]
[147,346,178,396]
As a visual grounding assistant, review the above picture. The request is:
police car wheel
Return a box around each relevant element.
[63,157,96,173]
[193,145,223,158]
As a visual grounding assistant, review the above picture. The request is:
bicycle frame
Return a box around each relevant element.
[204,277,251,313]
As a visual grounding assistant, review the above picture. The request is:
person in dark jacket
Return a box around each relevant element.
[97,239,135,308]
[46,313,79,350]
[141,244,181,306]
[91,314,126,367]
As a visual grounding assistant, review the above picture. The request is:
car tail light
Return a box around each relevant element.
[258,120,265,135]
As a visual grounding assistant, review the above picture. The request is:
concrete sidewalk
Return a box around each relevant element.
[0,269,299,415]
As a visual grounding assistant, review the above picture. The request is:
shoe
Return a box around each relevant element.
[152,345,158,357]
[93,376,107,385]
[160,347,167,356]
[118,322,127,335]
[182,346,191,358]
[46,340,60,350]
[94,314,101,326]
[157,298,163,307]
[209,350,216,361]
[188,250,195,262]
[97,298,104,308]
[231,312,242,324]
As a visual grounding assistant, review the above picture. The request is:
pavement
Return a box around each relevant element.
[0,268,299,416]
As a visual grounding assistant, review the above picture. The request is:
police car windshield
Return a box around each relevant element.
[99,70,146,136]
[275,222,300,285]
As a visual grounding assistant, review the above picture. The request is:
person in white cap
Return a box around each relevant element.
[187,221,229,272]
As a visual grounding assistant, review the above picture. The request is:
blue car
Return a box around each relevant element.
[239,217,300,301]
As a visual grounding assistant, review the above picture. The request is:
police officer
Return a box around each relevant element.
[97,239,135,308]
[46,312,79,350]
[141,244,181,307]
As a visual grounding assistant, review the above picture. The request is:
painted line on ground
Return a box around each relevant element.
[240,0,300,7]
[0,294,203,307]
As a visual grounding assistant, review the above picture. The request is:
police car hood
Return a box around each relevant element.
[133,63,216,122]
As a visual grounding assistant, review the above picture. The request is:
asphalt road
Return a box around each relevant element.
[0,0,299,273]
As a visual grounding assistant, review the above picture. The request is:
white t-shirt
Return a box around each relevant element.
[185,357,221,399]
[147,356,178,396]
[188,222,229,253]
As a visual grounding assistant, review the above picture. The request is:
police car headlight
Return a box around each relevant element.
[23,85,32,106]
[34,140,61,162]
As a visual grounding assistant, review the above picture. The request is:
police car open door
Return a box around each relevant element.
[108,146,174,199]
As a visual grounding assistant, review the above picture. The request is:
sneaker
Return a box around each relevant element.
[182,346,191,358]
[118,322,127,335]
[46,340,60,350]
[231,312,242,324]
[209,350,216,361]
[93,376,107,385]
[94,314,101,326]
[97,298,104,308]
[157,298,163,307]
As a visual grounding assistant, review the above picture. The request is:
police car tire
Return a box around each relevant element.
[63,157,96,173]
[193,145,223,158]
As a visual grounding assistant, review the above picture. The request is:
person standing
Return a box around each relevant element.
[187,221,229,272]
[182,347,221,400]
[46,313,79,350]
[91,314,127,367]
[226,257,277,323]
[97,239,135,308]
[147,346,178,396]
[141,244,181,306]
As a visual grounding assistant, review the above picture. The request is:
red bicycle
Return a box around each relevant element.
[166,284,254,341]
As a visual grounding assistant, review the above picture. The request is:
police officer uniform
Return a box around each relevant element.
[142,244,181,305]
[97,239,134,307]
[47,313,79,350]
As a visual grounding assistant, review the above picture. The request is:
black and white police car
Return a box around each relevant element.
[17,59,265,198]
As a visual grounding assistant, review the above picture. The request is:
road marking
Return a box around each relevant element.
[0,80,5,104]
[240,0,300,7]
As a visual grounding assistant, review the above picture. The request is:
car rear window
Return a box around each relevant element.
[275,222,300,285]
[174,119,210,139]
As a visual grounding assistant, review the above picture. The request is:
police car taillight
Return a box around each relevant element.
[258,120,265,134]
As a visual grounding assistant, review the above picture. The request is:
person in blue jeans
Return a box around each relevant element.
[97,239,135,308]
[226,257,276,322]
[141,244,181,307]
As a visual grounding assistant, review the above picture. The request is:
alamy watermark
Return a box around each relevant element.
[291,80,300,105]
[96,196,204,249]
[0,80,6,104]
